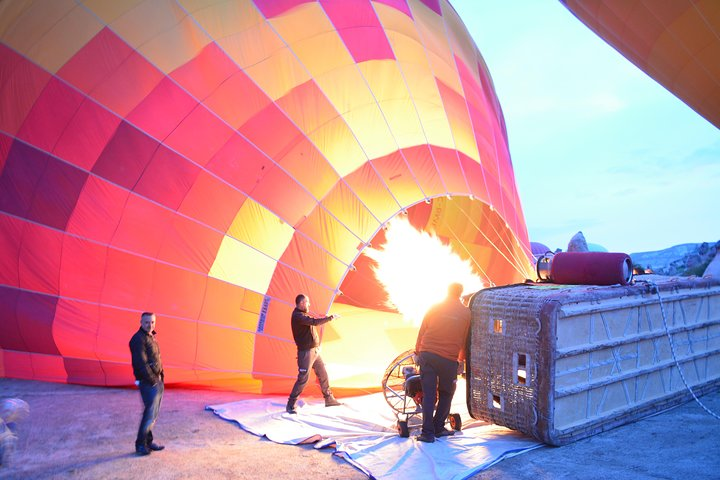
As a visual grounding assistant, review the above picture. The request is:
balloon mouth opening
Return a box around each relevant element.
[334,199,468,319]
[334,196,532,319]
[324,196,532,391]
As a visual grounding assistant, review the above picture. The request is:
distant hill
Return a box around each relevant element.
[631,241,719,276]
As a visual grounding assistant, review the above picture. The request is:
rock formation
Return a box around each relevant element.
[631,241,720,276]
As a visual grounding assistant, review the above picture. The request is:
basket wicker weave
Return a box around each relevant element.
[466,275,720,445]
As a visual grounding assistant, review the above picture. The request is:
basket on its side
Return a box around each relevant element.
[466,276,720,446]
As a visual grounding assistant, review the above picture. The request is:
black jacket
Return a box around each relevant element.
[129,328,164,385]
[291,308,333,350]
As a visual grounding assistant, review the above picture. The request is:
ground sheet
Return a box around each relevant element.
[207,385,540,479]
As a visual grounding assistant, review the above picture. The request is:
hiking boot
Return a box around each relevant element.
[286,398,297,414]
[435,428,455,438]
[135,445,152,456]
[415,433,435,443]
[324,396,342,407]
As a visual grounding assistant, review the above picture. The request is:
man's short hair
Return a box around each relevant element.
[448,283,464,298]
[141,312,155,321]
[294,294,307,306]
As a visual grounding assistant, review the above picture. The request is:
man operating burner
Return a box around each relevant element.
[286,294,342,414]
[414,283,470,443]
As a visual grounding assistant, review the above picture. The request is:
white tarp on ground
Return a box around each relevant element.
[207,383,541,479]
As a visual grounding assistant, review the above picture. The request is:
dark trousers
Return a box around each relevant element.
[418,351,457,437]
[136,381,163,448]
[288,347,331,401]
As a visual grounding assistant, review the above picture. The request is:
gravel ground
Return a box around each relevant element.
[1,378,718,479]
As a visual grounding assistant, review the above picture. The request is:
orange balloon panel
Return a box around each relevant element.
[561,0,720,129]
[0,0,532,394]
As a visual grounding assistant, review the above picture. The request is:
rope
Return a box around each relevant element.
[638,279,720,420]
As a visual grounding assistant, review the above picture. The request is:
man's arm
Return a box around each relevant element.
[292,310,335,327]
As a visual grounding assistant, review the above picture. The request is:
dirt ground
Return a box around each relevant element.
[1,378,718,479]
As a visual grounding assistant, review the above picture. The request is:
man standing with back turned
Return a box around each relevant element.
[414,283,471,443]
[286,294,342,414]
[129,312,165,456]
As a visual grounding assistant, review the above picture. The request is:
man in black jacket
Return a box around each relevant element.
[286,294,341,414]
[129,312,165,456]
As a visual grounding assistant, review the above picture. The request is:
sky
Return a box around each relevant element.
[451,1,720,254]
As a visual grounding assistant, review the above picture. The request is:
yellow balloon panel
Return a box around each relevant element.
[383,18,428,64]
[267,2,327,44]
[0,0,71,52]
[406,101,456,152]
[380,98,428,151]
[359,61,428,150]
[243,46,312,101]
[137,13,212,74]
[290,32,357,80]
[81,0,145,24]
[216,21,285,70]
[359,60,411,105]
[314,63,375,116]
[308,116,368,177]
[3,1,102,74]
[343,167,403,222]
[179,0,265,39]
[106,0,188,53]
[209,236,277,293]
[227,199,295,260]
[342,102,399,160]
[321,186,382,242]
[298,209,364,265]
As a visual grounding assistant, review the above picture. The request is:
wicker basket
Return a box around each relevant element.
[466,275,720,445]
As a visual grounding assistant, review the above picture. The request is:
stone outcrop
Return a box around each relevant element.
[631,241,720,276]
[567,231,589,252]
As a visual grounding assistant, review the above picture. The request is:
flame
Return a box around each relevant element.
[364,218,483,325]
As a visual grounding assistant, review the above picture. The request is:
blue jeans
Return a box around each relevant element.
[418,351,457,438]
[288,347,331,401]
[136,381,163,448]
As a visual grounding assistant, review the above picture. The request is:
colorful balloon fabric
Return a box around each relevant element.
[0,0,531,393]
[561,0,720,129]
